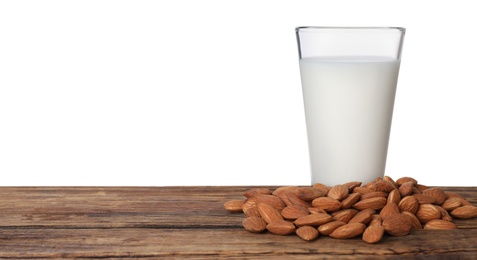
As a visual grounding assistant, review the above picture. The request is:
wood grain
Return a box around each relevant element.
[0,186,476,258]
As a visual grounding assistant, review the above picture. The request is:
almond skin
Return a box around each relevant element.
[380,202,400,220]
[255,195,286,211]
[422,187,448,205]
[294,187,325,201]
[257,203,284,224]
[244,205,261,217]
[272,186,298,206]
[318,220,347,235]
[412,194,437,204]
[362,225,385,244]
[329,223,366,239]
[372,180,396,193]
[342,181,362,192]
[451,205,477,219]
[402,211,423,230]
[296,226,319,241]
[311,197,342,212]
[328,185,349,201]
[341,193,361,209]
[281,205,309,220]
[242,197,257,213]
[353,197,387,211]
[266,220,296,235]
[286,192,312,208]
[294,213,332,227]
[398,181,415,197]
[361,191,388,200]
[349,208,375,225]
[387,189,401,205]
[242,216,267,233]
[368,214,383,226]
[398,196,419,214]
[224,200,244,213]
[441,197,463,211]
[353,186,374,195]
[416,204,442,223]
[331,209,359,223]
[396,176,418,186]
[424,219,457,230]
[243,188,272,198]
[382,213,412,237]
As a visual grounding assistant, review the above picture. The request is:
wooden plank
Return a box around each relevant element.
[0,186,476,258]
[0,228,476,258]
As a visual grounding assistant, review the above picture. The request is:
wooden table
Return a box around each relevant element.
[0,186,476,259]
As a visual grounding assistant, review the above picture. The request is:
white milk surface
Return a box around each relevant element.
[299,56,400,186]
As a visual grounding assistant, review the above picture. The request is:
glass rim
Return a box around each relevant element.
[296,26,405,32]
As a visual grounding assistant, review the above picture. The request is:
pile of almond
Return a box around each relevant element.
[223,176,477,243]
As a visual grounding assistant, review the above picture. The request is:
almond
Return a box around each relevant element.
[349,208,375,225]
[329,222,366,239]
[361,191,388,200]
[307,207,327,214]
[353,197,387,211]
[380,202,400,220]
[242,216,267,233]
[436,205,453,222]
[441,197,463,211]
[398,181,414,197]
[450,205,477,219]
[311,197,342,212]
[372,180,396,193]
[224,200,244,213]
[312,183,330,195]
[294,213,332,227]
[411,187,422,195]
[424,219,457,230]
[412,194,436,204]
[445,191,466,200]
[243,188,272,198]
[362,225,385,244]
[415,184,429,192]
[422,187,448,205]
[341,193,361,209]
[342,181,362,192]
[318,220,346,235]
[272,186,298,206]
[331,209,359,223]
[402,211,422,229]
[416,204,441,223]
[242,197,257,213]
[398,196,419,214]
[257,203,284,224]
[383,176,398,188]
[353,186,373,195]
[296,226,319,241]
[286,192,312,208]
[266,220,296,235]
[396,176,418,186]
[244,205,261,217]
[387,189,401,205]
[294,187,326,201]
[369,214,383,226]
[382,213,412,236]
[255,195,286,211]
[281,204,309,220]
[328,185,350,201]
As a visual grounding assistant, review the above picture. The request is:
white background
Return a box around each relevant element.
[1,0,476,186]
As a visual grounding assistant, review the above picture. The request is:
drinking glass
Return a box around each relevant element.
[296,27,405,186]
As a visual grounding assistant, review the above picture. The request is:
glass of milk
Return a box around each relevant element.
[296,27,406,186]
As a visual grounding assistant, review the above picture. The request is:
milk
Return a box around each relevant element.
[299,56,400,186]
